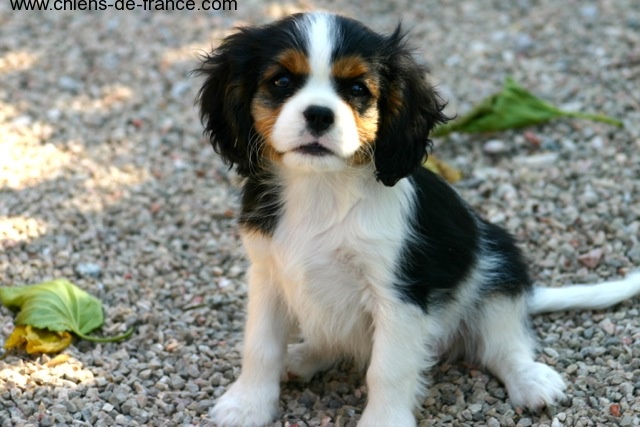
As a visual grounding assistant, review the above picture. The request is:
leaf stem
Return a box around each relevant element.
[562,111,624,127]
[75,327,135,343]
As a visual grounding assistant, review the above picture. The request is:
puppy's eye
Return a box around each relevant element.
[350,82,369,97]
[273,75,292,88]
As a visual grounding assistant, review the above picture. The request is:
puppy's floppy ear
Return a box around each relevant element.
[375,26,449,186]
[195,29,261,177]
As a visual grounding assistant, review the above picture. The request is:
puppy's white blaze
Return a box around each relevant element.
[302,12,335,80]
[302,13,361,156]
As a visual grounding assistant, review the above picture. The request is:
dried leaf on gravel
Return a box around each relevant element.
[424,155,462,183]
[0,279,133,351]
[432,78,623,137]
[4,325,73,354]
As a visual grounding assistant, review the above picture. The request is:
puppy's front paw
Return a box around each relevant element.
[506,362,566,410]
[209,380,279,427]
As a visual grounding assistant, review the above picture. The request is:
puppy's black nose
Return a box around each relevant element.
[303,105,334,135]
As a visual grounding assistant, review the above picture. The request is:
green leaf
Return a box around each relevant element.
[0,279,132,343]
[433,78,623,137]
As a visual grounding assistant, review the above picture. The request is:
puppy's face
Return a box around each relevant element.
[251,14,380,172]
[197,12,447,185]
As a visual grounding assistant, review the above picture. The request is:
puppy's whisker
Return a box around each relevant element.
[246,127,270,175]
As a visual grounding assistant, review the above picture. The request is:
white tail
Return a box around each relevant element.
[528,272,640,314]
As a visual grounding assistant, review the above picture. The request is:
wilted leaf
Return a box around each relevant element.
[4,325,72,354]
[424,155,462,183]
[433,78,623,137]
[0,279,133,343]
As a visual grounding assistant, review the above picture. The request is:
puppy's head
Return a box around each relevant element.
[197,12,448,185]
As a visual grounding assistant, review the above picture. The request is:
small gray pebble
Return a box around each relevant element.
[483,139,508,154]
[76,262,102,278]
[580,5,599,20]
[58,76,82,92]
[543,347,560,358]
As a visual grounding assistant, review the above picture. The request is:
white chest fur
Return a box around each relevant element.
[243,170,416,362]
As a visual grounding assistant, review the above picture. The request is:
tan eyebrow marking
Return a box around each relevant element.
[332,56,369,79]
[332,55,380,98]
[277,49,310,75]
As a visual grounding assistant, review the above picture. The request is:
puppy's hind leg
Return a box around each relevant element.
[473,296,566,410]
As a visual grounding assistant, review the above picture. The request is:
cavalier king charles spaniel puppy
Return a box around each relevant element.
[196,11,640,427]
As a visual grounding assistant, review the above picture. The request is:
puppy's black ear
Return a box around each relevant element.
[375,26,449,186]
[195,30,261,177]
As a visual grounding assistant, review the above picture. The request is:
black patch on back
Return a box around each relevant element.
[395,168,480,309]
[395,168,532,312]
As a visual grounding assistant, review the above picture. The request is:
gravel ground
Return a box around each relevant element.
[1,1,640,426]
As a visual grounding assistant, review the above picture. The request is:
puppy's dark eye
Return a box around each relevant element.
[350,82,369,97]
[273,75,292,88]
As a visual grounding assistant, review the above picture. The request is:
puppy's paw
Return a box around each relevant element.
[506,362,566,410]
[284,343,334,382]
[209,381,279,427]
[357,406,416,427]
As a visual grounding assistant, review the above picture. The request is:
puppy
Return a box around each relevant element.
[196,12,640,427]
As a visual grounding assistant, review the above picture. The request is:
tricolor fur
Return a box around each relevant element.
[196,12,640,427]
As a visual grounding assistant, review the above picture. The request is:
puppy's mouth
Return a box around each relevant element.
[293,142,333,156]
